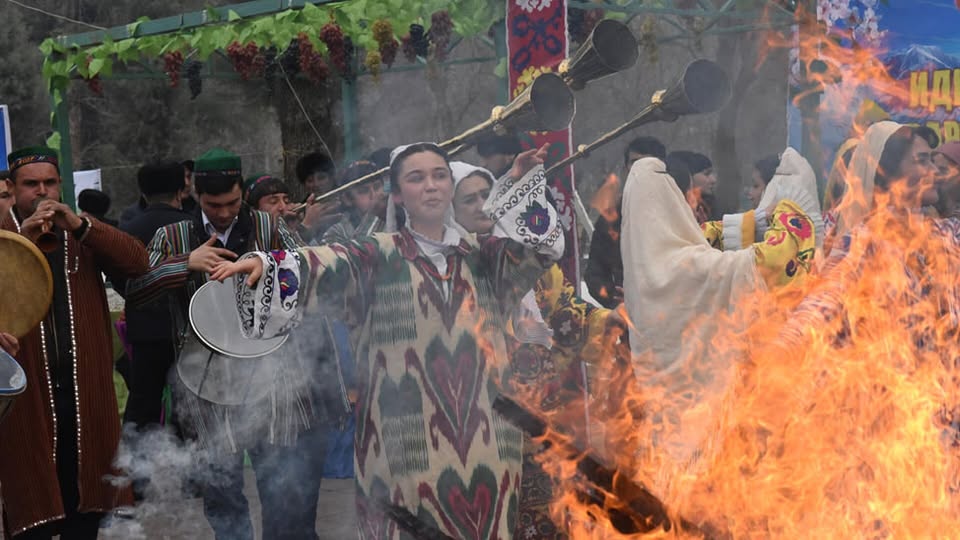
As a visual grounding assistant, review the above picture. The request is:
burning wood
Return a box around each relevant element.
[492,394,719,538]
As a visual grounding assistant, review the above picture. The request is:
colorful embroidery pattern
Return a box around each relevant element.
[507,0,578,284]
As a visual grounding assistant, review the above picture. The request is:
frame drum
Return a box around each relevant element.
[0,349,27,424]
[179,279,288,405]
[0,230,53,338]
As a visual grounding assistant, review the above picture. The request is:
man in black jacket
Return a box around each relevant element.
[119,161,192,428]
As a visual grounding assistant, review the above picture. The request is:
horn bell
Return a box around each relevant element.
[561,19,639,91]
[499,72,577,133]
[658,59,732,117]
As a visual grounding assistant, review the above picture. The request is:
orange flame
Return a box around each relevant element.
[528,8,960,538]
[592,173,623,226]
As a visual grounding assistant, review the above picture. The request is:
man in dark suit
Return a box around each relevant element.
[119,161,192,429]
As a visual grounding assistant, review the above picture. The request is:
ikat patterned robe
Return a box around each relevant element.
[239,167,564,539]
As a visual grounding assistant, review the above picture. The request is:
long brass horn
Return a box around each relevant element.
[438,72,576,154]
[546,59,731,177]
[559,19,639,90]
[312,73,576,203]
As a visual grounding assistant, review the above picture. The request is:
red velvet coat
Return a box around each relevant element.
[0,216,148,536]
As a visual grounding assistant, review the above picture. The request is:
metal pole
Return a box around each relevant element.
[51,88,76,210]
[493,19,510,105]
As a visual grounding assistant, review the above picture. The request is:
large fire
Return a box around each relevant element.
[512,6,960,539]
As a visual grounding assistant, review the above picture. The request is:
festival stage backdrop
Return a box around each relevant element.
[506,0,579,286]
[792,0,960,172]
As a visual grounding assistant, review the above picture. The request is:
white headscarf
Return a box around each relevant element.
[450,160,553,347]
[832,121,904,240]
[756,147,826,249]
[621,157,760,371]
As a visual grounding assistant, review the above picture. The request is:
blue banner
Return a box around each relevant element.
[790,0,960,173]
[0,105,10,165]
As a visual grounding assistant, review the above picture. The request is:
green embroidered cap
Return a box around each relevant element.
[7,146,60,173]
[194,148,241,178]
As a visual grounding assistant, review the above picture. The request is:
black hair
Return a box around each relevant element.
[875,126,920,191]
[667,150,712,176]
[367,147,393,169]
[247,177,290,208]
[77,189,111,216]
[388,144,451,192]
[138,161,186,199]
[664,154,692,194]
[195,173,243,196]
[624,136,667,166]
[476,134,522,158]
[754,155,781,186]
[915,125,940,149]
[182,159,195,173]
[0,170,8,182]
[295,152,336,184]
[338,161,381,190]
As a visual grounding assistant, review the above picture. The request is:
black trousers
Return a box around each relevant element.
[15,394,105,540]
[201,425,329,540]
[122,341,176,428]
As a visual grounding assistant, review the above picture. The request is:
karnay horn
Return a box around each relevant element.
[438,72,576,154]
[313,73,576,203]
[546,59,732,177]
[559,19,639,90]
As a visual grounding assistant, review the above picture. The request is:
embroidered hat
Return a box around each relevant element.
[244,175,290,207]
[7,146,59,173]
[194,148,242,179]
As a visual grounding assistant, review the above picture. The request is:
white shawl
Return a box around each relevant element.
[621,157,760,371]
[832,121,903,240]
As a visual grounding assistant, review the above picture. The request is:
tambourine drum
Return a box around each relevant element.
[178,279,288,406]
[0,349,27,424]
[0,230,53,338]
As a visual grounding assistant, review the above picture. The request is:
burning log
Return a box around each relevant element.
[492,394,719,539]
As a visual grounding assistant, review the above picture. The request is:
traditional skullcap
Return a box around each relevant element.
[7,146,59,173]
[194,148,242,179]
[244,174,289,207]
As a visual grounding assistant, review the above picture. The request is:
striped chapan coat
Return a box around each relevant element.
[124,207,316,452]
[0,214,148,536]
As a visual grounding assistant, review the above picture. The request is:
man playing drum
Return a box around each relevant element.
[0,146,149,539]
[123,149,327,540]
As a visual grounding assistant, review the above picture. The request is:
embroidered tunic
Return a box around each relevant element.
[237,167,563,539]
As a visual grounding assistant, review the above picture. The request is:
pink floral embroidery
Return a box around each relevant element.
[779,213,813,240]
[270,250,287,263]
[766,231,787,247]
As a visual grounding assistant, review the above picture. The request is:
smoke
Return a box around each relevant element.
[103,311,352,539]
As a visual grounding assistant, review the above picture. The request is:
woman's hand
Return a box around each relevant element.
[509,143,550,180]
[210,257,264,288]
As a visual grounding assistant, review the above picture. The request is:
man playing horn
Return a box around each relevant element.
[0,145,149,539]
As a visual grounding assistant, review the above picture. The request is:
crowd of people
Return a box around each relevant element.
[0,113,955,539]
